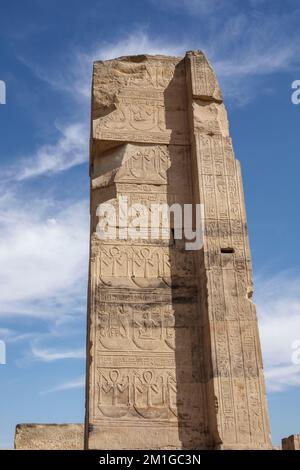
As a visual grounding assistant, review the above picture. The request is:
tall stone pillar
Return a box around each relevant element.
[85,51,271,449]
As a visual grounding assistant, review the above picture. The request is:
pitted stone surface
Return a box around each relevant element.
[14,424,83,450]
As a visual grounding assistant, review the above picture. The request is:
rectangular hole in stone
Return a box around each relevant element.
[220,247,235,254]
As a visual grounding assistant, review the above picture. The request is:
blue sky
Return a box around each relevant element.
[0,0,300,448]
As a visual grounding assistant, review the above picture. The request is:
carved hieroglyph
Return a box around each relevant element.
[85,51,272,449]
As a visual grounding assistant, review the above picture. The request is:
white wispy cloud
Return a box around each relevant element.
[31,346,85,362]
[256,271,300,392]
[264,364,300,393]
[193,11,300,104]
[9,122,88,181]
[213,13,300,72]
[92,30,184,61]
[0,328,36,343]
[0,193,89,318]
[43,375,85,393]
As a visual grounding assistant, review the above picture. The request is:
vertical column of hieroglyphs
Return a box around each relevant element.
[185,51,271,449]
[86,55,209,449]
